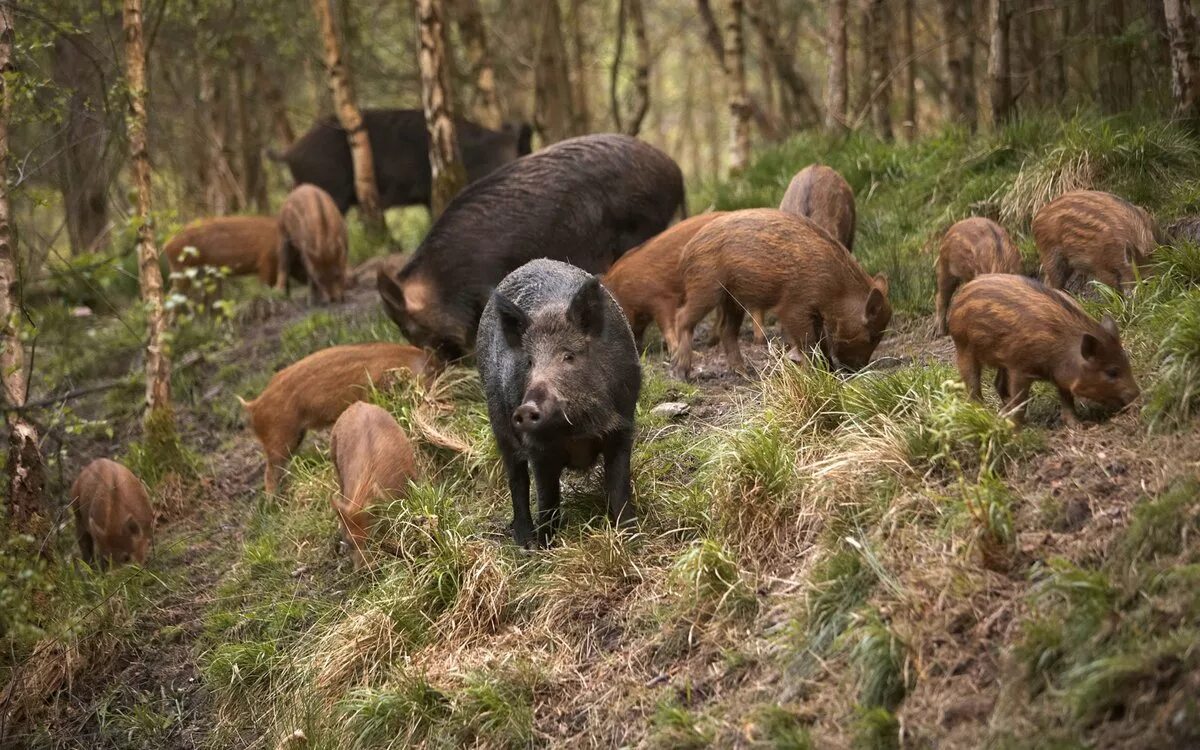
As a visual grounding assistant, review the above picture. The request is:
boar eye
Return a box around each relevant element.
[1105,367,1120,379]
[562,352,575,364]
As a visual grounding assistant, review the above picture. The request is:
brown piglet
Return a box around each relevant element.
[935,217,1022,335]
[778,164,856,251]
[71,458,154,568]
[277,184,349,304]
[671,209,891,380]
[329,402,418,568]
[1032,190,1158,293]
[948,274,1139,425]
[164,216,280,293]
[239,343,438,494]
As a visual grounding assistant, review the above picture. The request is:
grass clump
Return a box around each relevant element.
[852,706,900,750]
[649,698,713,750]
[669,538,758,623]
[1121,479,1200,562]
[845,611,911,711]
[1143,289,1200,431]
[906,381,1039,477]
[784,548,878,679]
[742,704,813,748]
[339,674,452,747]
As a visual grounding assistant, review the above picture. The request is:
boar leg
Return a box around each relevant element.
[77,524,95,564]
[718,298,748,375]
[276,240,293,296]
[652,302,679,354]
[1055,385,1082,427]
[994,368,1011,403]
[935,268,958,337]
[751,309,767,345]
[1004,372,1033,425]
[956,349,983,401]
[1043,252,1070,290]
[501,448,535,547]
[603,431,636,531]
[531,457,566,547]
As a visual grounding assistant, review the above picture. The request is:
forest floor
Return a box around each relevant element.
[5,114,1200,749]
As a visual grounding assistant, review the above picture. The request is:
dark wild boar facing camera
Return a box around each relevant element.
[477,259,641,548]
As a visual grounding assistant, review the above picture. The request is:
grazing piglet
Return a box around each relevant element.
[672,209,891,380]
[948,274,1139,425]
[239,343,438,494]
[164,216,280,292]
[778,164,857,250]
[1032,190,1159,292]
[277,184,348,304]
[935,217,1022,335]
[477,259,641,548]
[329,402,418,568]
[71,458,154,568]
[379,134,685,360]
[603,212,725,352]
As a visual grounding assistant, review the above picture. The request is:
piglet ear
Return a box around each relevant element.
[1100,314,1120,340]
[1080,332,1101,361]
[567,276,605,337]
[865,286,886,320]
[873,273,890,296]
[493,292,530,349]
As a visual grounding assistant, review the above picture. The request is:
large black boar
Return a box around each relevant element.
[271,109,532,213]
[379,133,686,360]
[477,259,641,548]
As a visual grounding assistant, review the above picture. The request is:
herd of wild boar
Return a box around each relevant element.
[74,117,1159,569]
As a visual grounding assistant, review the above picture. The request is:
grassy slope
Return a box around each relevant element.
[4,112,1200,749]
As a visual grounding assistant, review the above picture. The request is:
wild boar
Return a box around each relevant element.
[671,209,891,380]
[948,273,1139,425]
[778,164,857,251]
[164,216,281,293]
[379,134,685,360]
[1032,190,1159,292]
[329,402,418,568]
[277,184,348,304]
[1165,215,1200,245]
[477,259,641,548]
[71,458,154,568]
[271,109,533,213]
[935,217,1023,335]
[239,343,438,494]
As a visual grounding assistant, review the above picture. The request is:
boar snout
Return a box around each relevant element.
[513,382,558,432]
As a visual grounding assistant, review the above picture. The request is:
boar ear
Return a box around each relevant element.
[493,292,530,349]
[378,270,407,326]
[1100,314,1120,340]
[872,273,890,296]
[1080,332,1102,361]
[865,286,886,320]
[567,276,606,337]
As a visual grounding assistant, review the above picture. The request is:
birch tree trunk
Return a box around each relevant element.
[988,0,1014,124]
[122,0,172,427]
[867,0,893,139]
[534,0,577,144]
[902,0,917,140]
[1165,0,1200,121]
[745,0,820,127]
[0,4,46,535]
[826,0,849,132]
[451,0,503,129]
[312,0,385,233]
[725,0,751,173]
[415,0,468,217]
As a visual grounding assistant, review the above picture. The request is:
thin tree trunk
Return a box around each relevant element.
[52,33,113,256]
[826,0,849,131]
[902,0,917,139]
[745,0,821,126]
[1097,0,1132,113]
[696,0,727,66]
[1165,0,1200,121]
[725,0,751,172]
[988,0,1014,124]
[568,0,591,133]
[1050,1,1069,101]
[963,0,979,128]
[415,0,468,217]
[867,0,893,139]
[312,0,385,233]
[1023,0,1044,106]
[255,57,296,146]
[610,0,650,136]
[452,0,504,129]
[234,51,268,214]
[122,0,172,426]
[534,0,577,143]
[0,4,47,536]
